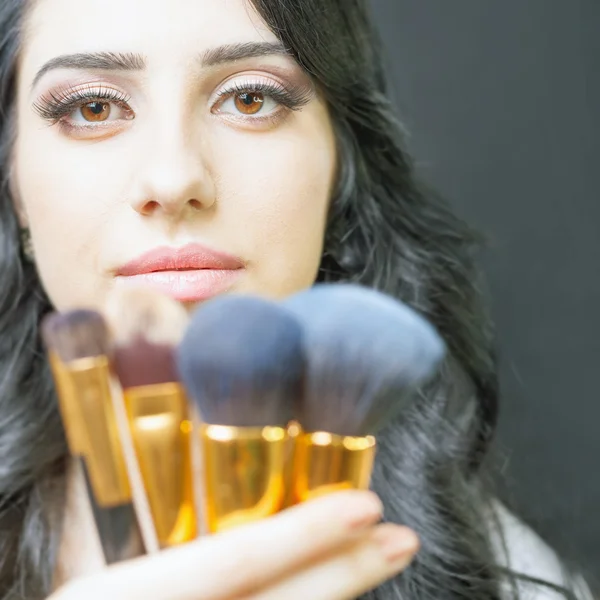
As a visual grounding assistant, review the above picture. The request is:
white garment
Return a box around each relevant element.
[490,502,594,600]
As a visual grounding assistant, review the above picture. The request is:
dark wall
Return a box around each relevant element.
[371,0,599,582]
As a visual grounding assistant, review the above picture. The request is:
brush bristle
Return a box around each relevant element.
[112,340,178,389]
[176,295,303,427]
[41,310,110,362]
[104,287,189,388]
[283,284,446,436]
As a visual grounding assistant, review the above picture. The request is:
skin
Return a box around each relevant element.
[15,0,336,311]
[12,0,419,596]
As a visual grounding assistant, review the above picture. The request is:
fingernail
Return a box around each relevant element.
[344,495,383,530]
[375,526,418,565]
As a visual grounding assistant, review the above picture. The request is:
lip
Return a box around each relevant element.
[114,243,245,302]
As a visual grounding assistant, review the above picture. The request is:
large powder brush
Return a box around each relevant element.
[176,295,304,532]
[283,283,446,501]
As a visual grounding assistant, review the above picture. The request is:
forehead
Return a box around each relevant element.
[22,0,277,68]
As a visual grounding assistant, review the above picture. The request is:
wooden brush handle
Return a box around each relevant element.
[109,376,160,555]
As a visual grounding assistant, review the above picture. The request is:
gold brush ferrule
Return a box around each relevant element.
[200,424,288,533]
[123,383,197,547]
[48,352,131,507]
[293,432,377,503]
[282,420,302,509]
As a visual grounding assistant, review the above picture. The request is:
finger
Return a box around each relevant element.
[249,524,419,600]
[58,490,384,600]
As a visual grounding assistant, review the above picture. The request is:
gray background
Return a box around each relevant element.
[371,0,599,583]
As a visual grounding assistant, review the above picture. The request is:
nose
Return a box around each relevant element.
[128,129,216,218]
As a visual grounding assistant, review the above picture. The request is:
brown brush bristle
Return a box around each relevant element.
[104,287,189,388]
[42,310,110,362]
[112,340,179,388]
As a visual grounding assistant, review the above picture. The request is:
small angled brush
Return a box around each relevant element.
[176,295,303,533]
[283,283,446,501]
[42,310,146,564]
[105,287,197,548]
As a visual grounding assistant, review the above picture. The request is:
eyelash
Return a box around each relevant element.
[33,79,313,129]
[33,85,131,124]
[213,79,313,115]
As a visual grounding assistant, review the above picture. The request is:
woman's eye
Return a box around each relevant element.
[218,91,279,117]
[70,101,132,124]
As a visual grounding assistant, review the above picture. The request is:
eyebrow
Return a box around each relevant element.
[200,41,288,67]
[31,42,290,90]
[32,52,146,88]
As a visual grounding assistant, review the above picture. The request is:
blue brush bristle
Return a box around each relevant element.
[283,283,446,436]
[176,295,304,427]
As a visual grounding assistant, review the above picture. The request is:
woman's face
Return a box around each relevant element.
[14,0,336,310]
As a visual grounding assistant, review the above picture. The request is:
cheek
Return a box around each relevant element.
[14,127,129,310]
[209,120,336,297]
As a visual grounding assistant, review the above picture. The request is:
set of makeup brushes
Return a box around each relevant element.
[42,283,445,565]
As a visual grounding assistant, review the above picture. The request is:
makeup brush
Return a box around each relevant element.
[42,310,146,564]
[283,283,446,501]
[176,295,303,533]
[105,287,197,548]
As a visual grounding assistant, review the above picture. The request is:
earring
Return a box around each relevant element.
[20,227,34,262]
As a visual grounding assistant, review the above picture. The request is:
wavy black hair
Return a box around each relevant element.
[0,0,579,599]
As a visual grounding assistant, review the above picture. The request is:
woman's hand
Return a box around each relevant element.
[51,491,418,600]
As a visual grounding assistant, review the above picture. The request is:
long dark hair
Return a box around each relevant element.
[0,1,575,599]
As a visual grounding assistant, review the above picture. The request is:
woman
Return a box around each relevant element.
[0,0,589,598]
